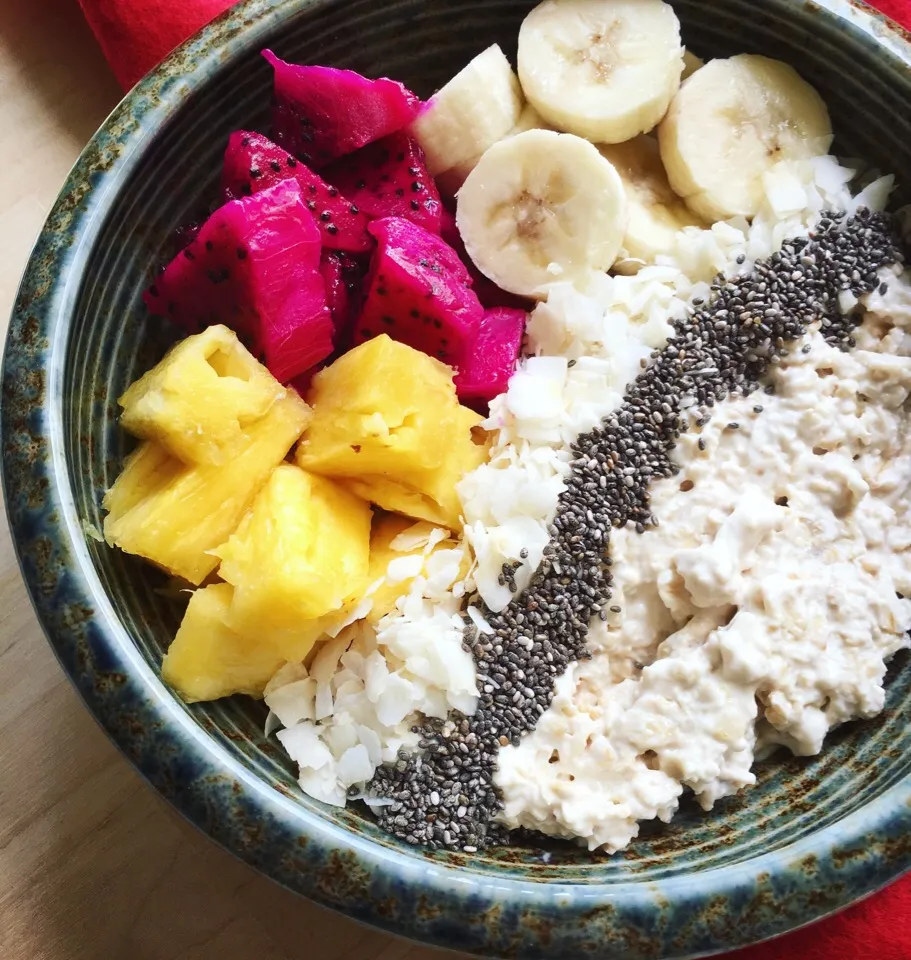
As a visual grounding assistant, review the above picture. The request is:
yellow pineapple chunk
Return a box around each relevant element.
[297,336,488,528]
[119,325,284,465]
[215,464,372,644]
[344,405,487,527]
[103,390,311,585]
[343,474,453,528]
[162,583,285,702]
[297,335,459,477]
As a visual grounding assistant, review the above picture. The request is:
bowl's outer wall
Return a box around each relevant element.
[4,1,911,957]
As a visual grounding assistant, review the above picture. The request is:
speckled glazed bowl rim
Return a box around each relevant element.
[4,0,911,957]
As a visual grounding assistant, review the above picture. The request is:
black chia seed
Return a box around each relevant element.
[367,209,904,851]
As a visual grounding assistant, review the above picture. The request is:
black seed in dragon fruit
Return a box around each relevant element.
[323,130,442,234]
[221,131,373,253]
[263,50,421,168]
[455,307,528,411]
[355,217,483,366]
[144,180,333,384]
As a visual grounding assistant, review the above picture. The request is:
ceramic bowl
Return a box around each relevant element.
[4,1,911,956]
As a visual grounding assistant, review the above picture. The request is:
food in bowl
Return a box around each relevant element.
[101,0,910,857]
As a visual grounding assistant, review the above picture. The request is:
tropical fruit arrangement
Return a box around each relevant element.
[99,0,911,858]
[107,39,537,702]
[106,324,488,700]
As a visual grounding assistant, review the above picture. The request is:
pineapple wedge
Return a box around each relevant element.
[344,405,488,528]
[297,336,488,528]
[297,335,460,477]
[162,583,285,702]
[103,389,311,585]
[119,326,285,465]
[215,464,372,645]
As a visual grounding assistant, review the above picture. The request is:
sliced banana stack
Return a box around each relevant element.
[658,54,833,221]
[436,104,551,197]
[599,136,704,274]
[517,0,685,144]
[456,129,628,298]
[410,44,523,178]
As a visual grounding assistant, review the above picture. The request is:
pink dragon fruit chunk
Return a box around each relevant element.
[319,249,364,350]
[221,131,372,253]
[356,217,483,367]
[258,266,333,384]
[455,307,528,410]
[289,251,365,396]
[263,50,421,167]
[144,179,333,384]
[323,131,442,233]
[438,208,531,310]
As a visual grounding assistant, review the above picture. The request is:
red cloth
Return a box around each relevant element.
[872,0,911,28]
[76,0,235,88]
[75,0,911,955]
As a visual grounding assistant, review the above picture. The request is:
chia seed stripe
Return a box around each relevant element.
[368,209,905,852]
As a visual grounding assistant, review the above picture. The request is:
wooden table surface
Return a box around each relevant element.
[0,3,460,958]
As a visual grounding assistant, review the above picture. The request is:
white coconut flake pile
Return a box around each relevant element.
[265,525,478,806]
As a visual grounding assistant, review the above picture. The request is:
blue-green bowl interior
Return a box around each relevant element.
[9,0,911,955]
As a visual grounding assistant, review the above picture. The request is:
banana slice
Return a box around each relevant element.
[436,105,552,198]
[517,0,684,144]
[456,129,628,298]
[410,44,523,177]
[681,50,703,80]
[599,136,705,275]
[658,54,833,222]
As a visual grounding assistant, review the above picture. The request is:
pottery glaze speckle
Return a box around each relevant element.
[4,1,911,957]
